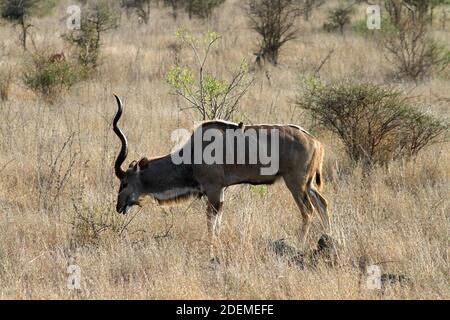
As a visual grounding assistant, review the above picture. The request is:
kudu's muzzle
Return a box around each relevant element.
[116,202,131,215]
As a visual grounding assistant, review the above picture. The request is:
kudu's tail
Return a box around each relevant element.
[306,141,330,232]
[315,143,324,192]
[307,141,325,192]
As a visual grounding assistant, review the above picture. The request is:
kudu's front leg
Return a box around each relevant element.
[206,188,224,261]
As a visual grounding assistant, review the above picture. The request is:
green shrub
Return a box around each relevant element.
[296,78,448,166]
[352,16,397,36]
[64,0,119,70]
[23,56,81,102]
[323,4,354,34]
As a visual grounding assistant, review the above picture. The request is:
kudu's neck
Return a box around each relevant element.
[138,154,199,195]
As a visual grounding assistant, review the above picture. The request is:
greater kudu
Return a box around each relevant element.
[112,94,330,256]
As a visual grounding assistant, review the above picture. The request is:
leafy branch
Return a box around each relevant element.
[167,28,253,121]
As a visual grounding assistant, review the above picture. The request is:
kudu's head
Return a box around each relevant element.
[112,94,149,214]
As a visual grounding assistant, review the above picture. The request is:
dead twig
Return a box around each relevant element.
[314,48,334,77]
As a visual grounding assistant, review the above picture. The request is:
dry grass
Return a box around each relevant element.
[0,0,448,299]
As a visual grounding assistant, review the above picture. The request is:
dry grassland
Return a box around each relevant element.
[0,0,448,299]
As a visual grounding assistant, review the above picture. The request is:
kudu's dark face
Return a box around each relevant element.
[116,164,143,214]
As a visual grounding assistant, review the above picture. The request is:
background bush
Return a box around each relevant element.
[246,0,301,66]
[167,29,252,121]
[381,0,450,80]
[185,0,225,19]
[23,55,81,101]
[352,16,397,36]
[120,0,152,24]
[64,0,120,71]
[297,78,448,166]
[323,3,354,34]
[0,0,56,50]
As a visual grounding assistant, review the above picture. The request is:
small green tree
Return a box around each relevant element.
[323,3,354,34]
[167,29,252,121]
[64,1,120,71]
[0,0,56,50]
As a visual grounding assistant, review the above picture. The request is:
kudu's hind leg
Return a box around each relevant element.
[284,177,315,248]
[308,188,331,234]
[205,188,224,260]
[297,193,315,247]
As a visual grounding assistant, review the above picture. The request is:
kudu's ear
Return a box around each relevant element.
[129,160,138,170]
[138,157,149,169]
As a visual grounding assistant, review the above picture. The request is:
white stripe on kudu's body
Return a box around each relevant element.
[152,187,200,202]
[112,95,331,257]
